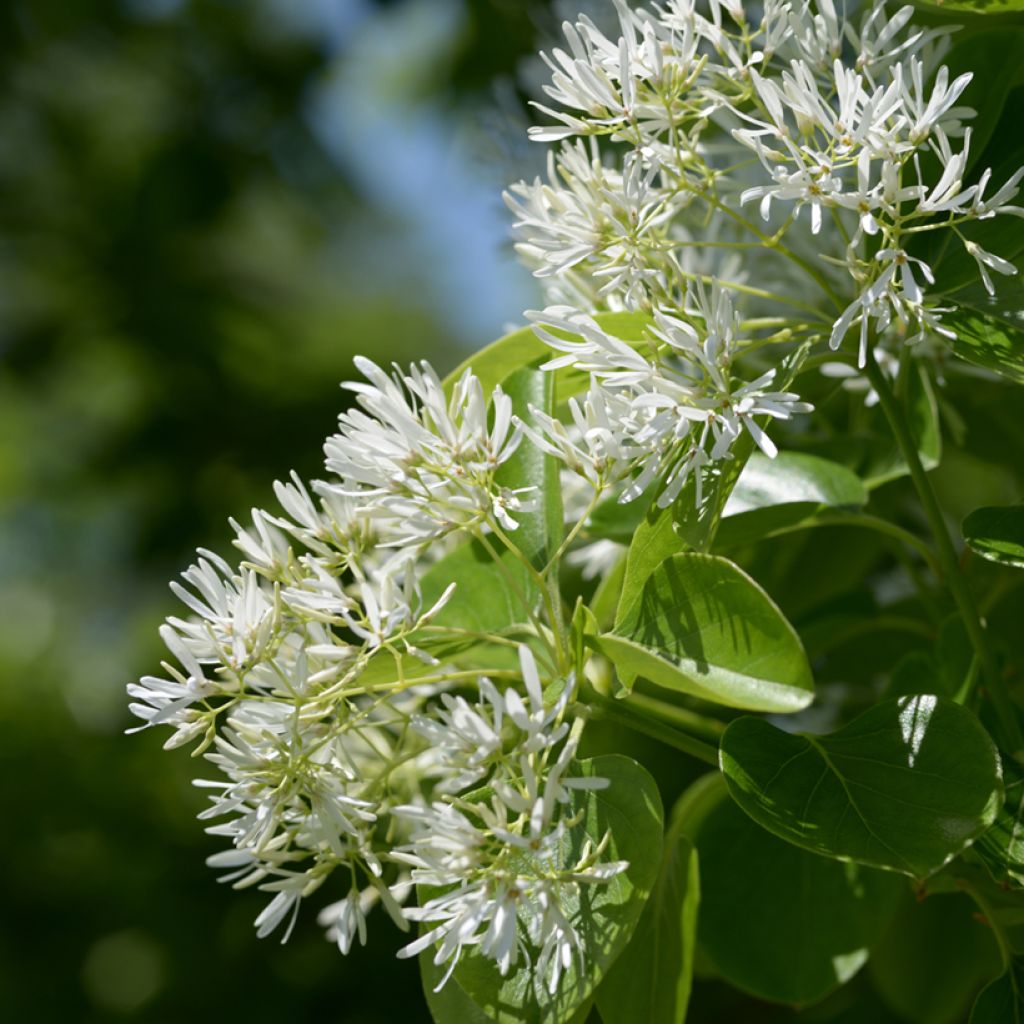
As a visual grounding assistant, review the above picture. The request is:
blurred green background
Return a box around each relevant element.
[0,0,553,1019]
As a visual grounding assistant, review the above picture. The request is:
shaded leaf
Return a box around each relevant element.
[721,696,1003,878]
[963,504,1024,569]
[598,552,814,712]
[976,760,1024,888]
[871,890,1002,1024]
[682,775,903,1007]
[450,755,663,1024]
[971,961,1024,1023]
[596,797,699,1024]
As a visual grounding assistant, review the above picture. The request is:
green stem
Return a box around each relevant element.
[863,352,1023,753]
[621,690,725,741]
[582,684,720,766]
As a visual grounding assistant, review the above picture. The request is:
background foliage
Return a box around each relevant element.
[4,1,1024,1022]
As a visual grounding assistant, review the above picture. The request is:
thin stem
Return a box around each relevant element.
[472,527,552,652]
[672,268,832,322]
[581,684,720,766]
[544,486,603,576]
[484,519,571,674]
[622,690,725,741]
[701,191,846,310]
[863,351,1023,753]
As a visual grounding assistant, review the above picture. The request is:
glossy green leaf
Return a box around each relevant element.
[421,955,594,1024]
[495,365,563,571]
[598,552,815,712]
[971,961,1024,1023]
[945,294,1024,386]
[683,776,903,1007]
[596,797,700,1024]
[449,755,663,1024]
[714,451,868,548]
[871,890,1003,1024]
[963,504,1024,569]
[977,760,1024,888]
[721,695,1004,878]
[443,312,651,400]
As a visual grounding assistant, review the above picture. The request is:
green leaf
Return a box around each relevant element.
[714,451,868,549]
[976,759,1024,888]
[916,0,1024,13]
[871,890,1003,1024]
[495,365,563,571]
[683,775,903,1007]
[421,956,594,1024]
[418,536,540,656]
[449,755,664,1024]
[596,797,700,1024]
[944,283,1024,386]
[971,961,1024,1024]
[597,552,814,712]
[720,695,1004,878]
[613,499,686,632]
[864,360,942,487]
[443,312,651,400]
[421,954,495,1024]
[963,504,1024,569]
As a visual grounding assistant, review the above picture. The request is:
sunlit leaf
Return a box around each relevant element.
[443,312,651,400]
[597,552,814,712]
[714,451,868,548]
[495,365,564,571]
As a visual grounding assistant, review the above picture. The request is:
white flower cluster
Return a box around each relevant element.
[129,357,625,979]
[504,0,1024,508]
[528,283,810,507]
[395,646,624,993]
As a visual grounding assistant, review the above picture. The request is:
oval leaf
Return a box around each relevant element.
[596,800,699,1024]
[971,961,1024,1024]
[721,695,1004,878]
[684,776,903,1006]
[597,553,814,712]
[443,312,651,400]
[716,451,868,548]
[871,890,1003,1024]
[963,504,1024,569]
[449,755,664,1024]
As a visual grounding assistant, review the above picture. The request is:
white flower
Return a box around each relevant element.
[393,753,624,992]
[414,646,572,793]
[323,358,524,542]
[964,240,1018,297]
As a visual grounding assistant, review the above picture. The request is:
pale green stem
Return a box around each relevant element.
[863,351,1023,754]
[581,683,720,766]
